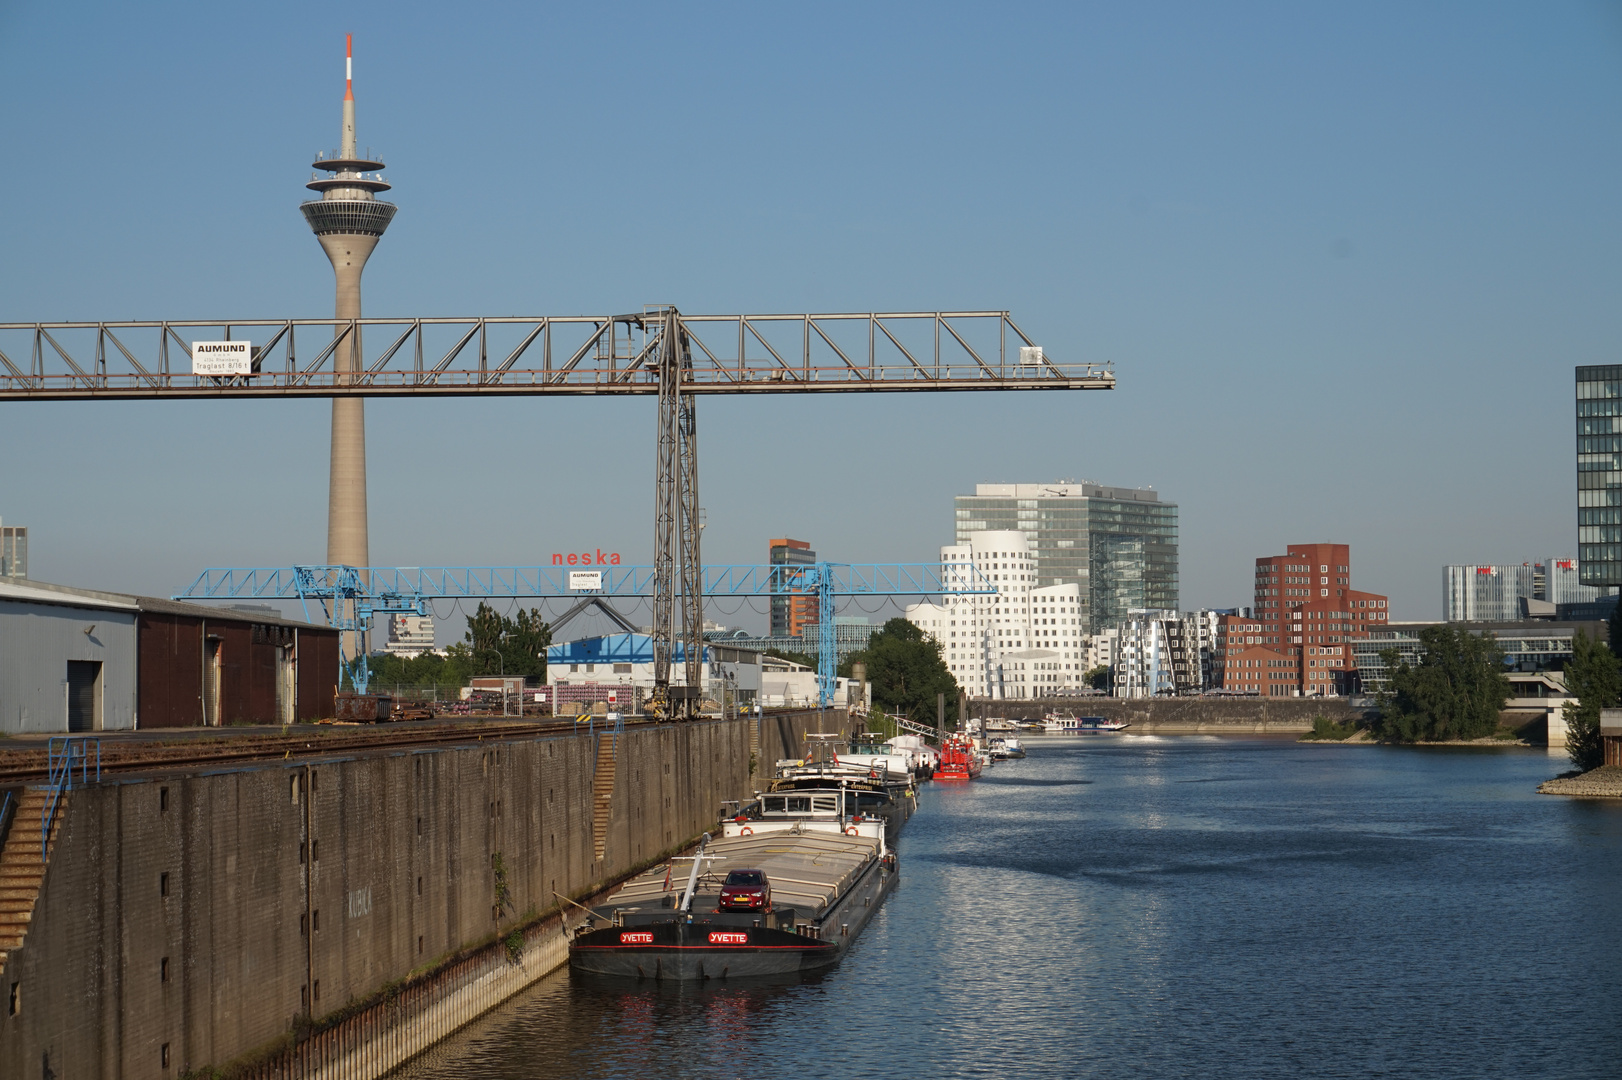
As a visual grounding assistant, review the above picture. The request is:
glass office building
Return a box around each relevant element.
[1577,366,1622,587]
[954,483,1178,632]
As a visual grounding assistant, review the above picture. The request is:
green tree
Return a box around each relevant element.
[838,617,958,727]
[464,602,552,679]
[1562,628,1616,772]
[1372,625,1511,742]
[364,643,475,691]
[1083,665,1111,691]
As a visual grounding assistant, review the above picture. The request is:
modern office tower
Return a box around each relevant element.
[953,482,1178,632]
[1577,366,1622,587]
[0,519,25,578]
[1238,542,1389,696]
[768,538,817,638]
[1444,560,1600,622]
[906,531,1086,700]
[302,36,396,574]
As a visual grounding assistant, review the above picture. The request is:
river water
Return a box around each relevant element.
[392,736,1622,1079]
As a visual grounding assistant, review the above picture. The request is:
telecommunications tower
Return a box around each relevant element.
[301,35,395,653]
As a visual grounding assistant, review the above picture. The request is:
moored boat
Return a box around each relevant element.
[568,830,896,980]
[1044,712,1129,734]
[935,735,982,780]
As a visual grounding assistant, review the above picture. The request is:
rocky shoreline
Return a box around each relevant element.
[1538,765,1622,797]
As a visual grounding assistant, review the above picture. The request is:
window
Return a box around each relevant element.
[160,872,169,898]
[161,957,170,982]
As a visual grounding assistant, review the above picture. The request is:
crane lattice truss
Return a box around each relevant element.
[175,562,999,706]
[0,310,1111,399]
[7,307,1111,714]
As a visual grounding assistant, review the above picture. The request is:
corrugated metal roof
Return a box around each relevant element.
[0,578,331,630]
[0,579,138,612]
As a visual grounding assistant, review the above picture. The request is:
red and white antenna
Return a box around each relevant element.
[345,33,353,101]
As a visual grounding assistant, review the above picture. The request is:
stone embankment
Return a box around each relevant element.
[976,696,1368,735]
[1539,765,1622,797]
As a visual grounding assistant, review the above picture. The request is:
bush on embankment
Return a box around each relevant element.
[1301,715,1360,741]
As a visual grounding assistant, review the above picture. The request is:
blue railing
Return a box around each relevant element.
[0,789,14,850]
[43,737,99,860]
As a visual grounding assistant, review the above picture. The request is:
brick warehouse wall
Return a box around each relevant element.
[0,710,827,1079]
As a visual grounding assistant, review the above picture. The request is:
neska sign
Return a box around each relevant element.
[552,549,622,566]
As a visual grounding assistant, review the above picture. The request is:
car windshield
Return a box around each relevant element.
[725,870,765,886]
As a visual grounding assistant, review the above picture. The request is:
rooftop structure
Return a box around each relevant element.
[0,518,25,578]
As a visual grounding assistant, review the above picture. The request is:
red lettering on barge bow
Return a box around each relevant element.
[619,931,653,944]
[708,932,748,944]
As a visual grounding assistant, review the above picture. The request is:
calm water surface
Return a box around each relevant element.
[393,737,1622,1079]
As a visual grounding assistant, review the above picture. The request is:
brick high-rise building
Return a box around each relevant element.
[1220,542,1391,696]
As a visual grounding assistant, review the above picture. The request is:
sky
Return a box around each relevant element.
[1,0,1619,637]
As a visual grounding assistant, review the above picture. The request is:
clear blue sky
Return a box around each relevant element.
[2,1,1619,633]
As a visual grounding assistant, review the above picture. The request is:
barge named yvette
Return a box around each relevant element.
[569,827,896,980]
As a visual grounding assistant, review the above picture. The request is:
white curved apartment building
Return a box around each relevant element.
[906,531,1087,700]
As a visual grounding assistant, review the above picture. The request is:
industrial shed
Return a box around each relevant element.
[0,579,339,733]
[0,580,139,733]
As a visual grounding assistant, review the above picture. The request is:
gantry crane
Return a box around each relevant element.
[1,308,1113,715]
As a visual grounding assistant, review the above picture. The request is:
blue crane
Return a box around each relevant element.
[176,561,996,705]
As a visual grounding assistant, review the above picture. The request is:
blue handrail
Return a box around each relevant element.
[43,737,99,860]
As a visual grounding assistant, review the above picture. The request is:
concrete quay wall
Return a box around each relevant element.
[975,696,1367,734]
[0,710,828,1079]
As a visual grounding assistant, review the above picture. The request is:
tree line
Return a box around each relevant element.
[362,602,552,690]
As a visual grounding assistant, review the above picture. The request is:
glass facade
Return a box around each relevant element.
[1577,366,1622,587]
[954,483,1178,633]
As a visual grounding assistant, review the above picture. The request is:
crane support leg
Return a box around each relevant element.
[652,308,703,718]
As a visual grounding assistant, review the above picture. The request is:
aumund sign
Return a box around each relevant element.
[191,341,253,376]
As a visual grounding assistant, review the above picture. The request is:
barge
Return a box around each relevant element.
[569,829,896,980]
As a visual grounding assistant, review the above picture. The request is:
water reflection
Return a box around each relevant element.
[393,737,1622,1080]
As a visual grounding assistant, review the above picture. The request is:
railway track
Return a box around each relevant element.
[0,717,651,786]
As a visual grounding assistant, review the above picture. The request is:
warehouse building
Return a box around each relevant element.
[0,579,339,733]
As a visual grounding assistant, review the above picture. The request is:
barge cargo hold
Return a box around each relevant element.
[569,830,896,980]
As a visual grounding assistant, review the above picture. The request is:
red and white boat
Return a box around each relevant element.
[935,735,982,781]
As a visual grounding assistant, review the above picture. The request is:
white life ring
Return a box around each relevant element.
[739,826,754,836]
[845,825,859,836]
